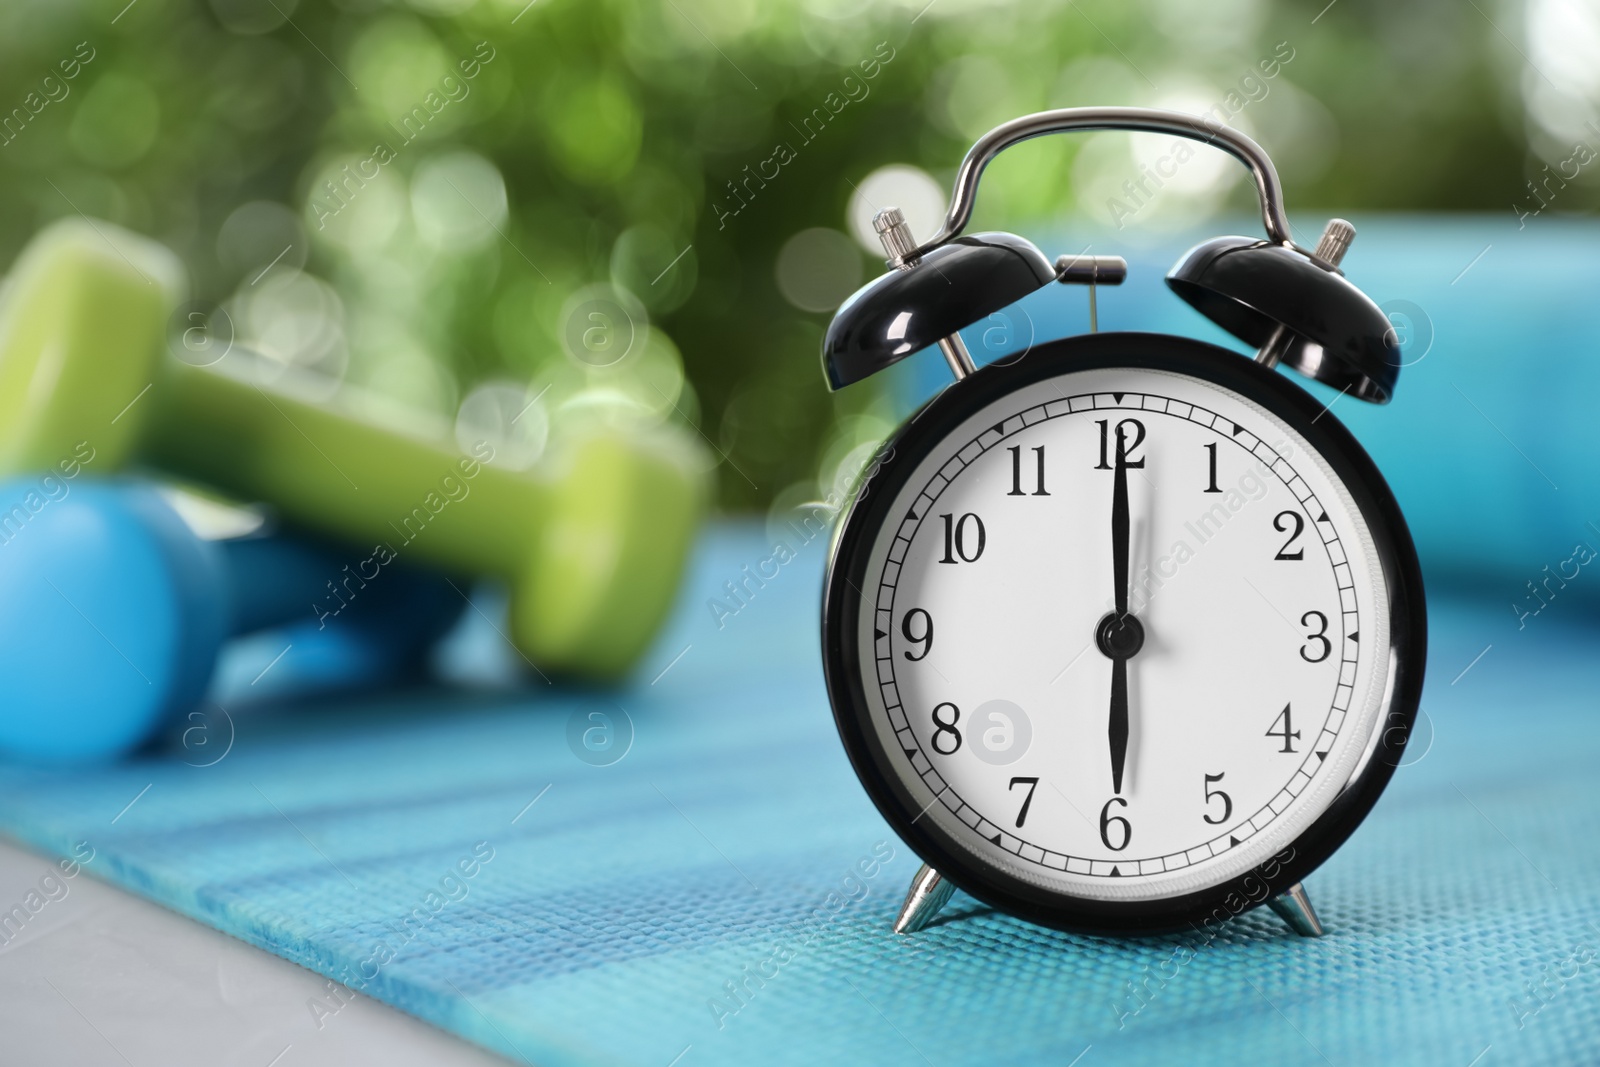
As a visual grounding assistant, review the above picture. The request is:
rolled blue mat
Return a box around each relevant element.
[902,214,1600,610]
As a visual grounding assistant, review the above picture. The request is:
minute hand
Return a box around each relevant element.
[1108,426,1132,794]
[1111,427,1130,617]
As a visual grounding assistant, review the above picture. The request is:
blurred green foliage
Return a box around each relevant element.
[0,0,1580,511]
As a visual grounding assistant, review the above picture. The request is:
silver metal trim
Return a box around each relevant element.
[937,335,977,380]
[1267,882,1325,937]
[894,863,956,934]
[919,107,1297,256]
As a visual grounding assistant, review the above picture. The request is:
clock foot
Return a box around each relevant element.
[1267,882,1325,937]
[893,863,955,934]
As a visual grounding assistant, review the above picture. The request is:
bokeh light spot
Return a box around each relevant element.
[208,0,299,35]
[611,225,697,312]
[348,16,454,133]
[456,380,550,471]
[69,74,160,170]
[775,227,862,313]
[541,75,643,187]
[411,151,508,253]
[230,271,349,390]
[217,201,307,284]
[305,155,407,252]
[560,284,647,369]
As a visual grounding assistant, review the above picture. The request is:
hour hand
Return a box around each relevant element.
[1097,614,1142,793]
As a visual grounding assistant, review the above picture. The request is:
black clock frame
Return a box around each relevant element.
[821,331,1427,936]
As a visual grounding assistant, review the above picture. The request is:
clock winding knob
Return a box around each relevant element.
[874,207,922,269]
[1311,218,1355,271]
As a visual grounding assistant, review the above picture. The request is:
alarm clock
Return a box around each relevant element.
[819,108,1425,937]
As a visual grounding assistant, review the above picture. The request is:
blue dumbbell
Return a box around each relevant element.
[0,477,464,763]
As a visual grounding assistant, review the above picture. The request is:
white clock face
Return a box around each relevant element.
[854,365,1391,901]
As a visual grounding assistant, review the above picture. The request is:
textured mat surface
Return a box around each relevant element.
[1,524,1597,1066]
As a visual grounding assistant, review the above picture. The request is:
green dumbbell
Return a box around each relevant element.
[0,218,710,677]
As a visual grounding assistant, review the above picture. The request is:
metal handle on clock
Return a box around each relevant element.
[914,107,1299,258]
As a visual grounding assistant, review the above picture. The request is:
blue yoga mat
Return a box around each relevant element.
[0,522,1596,1065]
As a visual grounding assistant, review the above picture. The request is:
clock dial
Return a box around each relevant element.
[852,365,1391,902]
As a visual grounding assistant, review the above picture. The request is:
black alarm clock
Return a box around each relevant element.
[819,107,1425,937]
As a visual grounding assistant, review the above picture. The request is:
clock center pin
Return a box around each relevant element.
[1095,612,1145,659]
